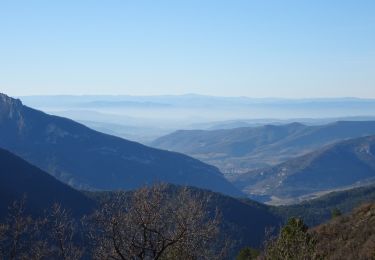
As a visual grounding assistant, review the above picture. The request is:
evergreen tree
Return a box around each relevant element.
[331,208,342,218]
[263,218,318,260]
[237,246,259,260]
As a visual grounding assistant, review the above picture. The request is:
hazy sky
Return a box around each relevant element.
[1,0,374,97]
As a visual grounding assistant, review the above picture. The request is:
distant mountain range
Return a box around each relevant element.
[152,121,375,173]
[19,94,375,110]
[235,135,375,204]
[0,147,95,219]
[189,116,375,131]
[0,93,241,197]
[19,94,375,143]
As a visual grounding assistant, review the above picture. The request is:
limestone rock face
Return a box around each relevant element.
[0,93,25,133]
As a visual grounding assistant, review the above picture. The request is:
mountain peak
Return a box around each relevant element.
[0,93,25,130]
[0,93,22,106]
[0,93,23,115]
[0,95,242,196]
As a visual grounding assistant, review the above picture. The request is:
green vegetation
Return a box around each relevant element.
[238,202,375,259]
[262,218,318,260]
[330,208,342,218]
[236,247,260,260]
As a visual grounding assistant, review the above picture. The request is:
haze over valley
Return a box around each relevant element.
[19,95,375,143]
[1,1,375,258]
[6,94,375,206]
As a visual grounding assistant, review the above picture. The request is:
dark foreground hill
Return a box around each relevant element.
[0,149,280,256]
[86,184,281,256]
[258,202,375,259]
[313,203,375,259]
[1,146,374,257]
[84,184,375,256]
[0,93,241,197]
[234,135,375,204]
[0,148,95,219]
[151,121,375,173]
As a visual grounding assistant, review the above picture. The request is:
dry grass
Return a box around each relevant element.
[312,203,375,260]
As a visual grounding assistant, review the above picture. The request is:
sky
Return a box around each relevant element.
[0,0,374,98]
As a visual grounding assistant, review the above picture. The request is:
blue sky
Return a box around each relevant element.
[1,0,374,97]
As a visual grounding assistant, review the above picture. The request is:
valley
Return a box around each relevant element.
[1,93,375,258]
[2,2,374,258]
[4,93,375,206]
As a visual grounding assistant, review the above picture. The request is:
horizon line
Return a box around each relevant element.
[15,94,375,101]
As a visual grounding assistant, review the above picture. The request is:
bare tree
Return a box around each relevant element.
[0,222,8,259]
[87,184,221,260]
[0,199,84,260]
[46,203,83,260]
[2,199,36,260]
[0,199,51,260]
[0,185,225,259]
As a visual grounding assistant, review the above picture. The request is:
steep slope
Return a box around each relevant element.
[312,203,375,259]
[0,94,241,197]
[151,121,375,173]
[235,135,375,204]
[0,148,95,219]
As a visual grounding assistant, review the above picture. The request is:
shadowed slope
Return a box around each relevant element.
[0,148,95,219]
[0,93,241,197]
